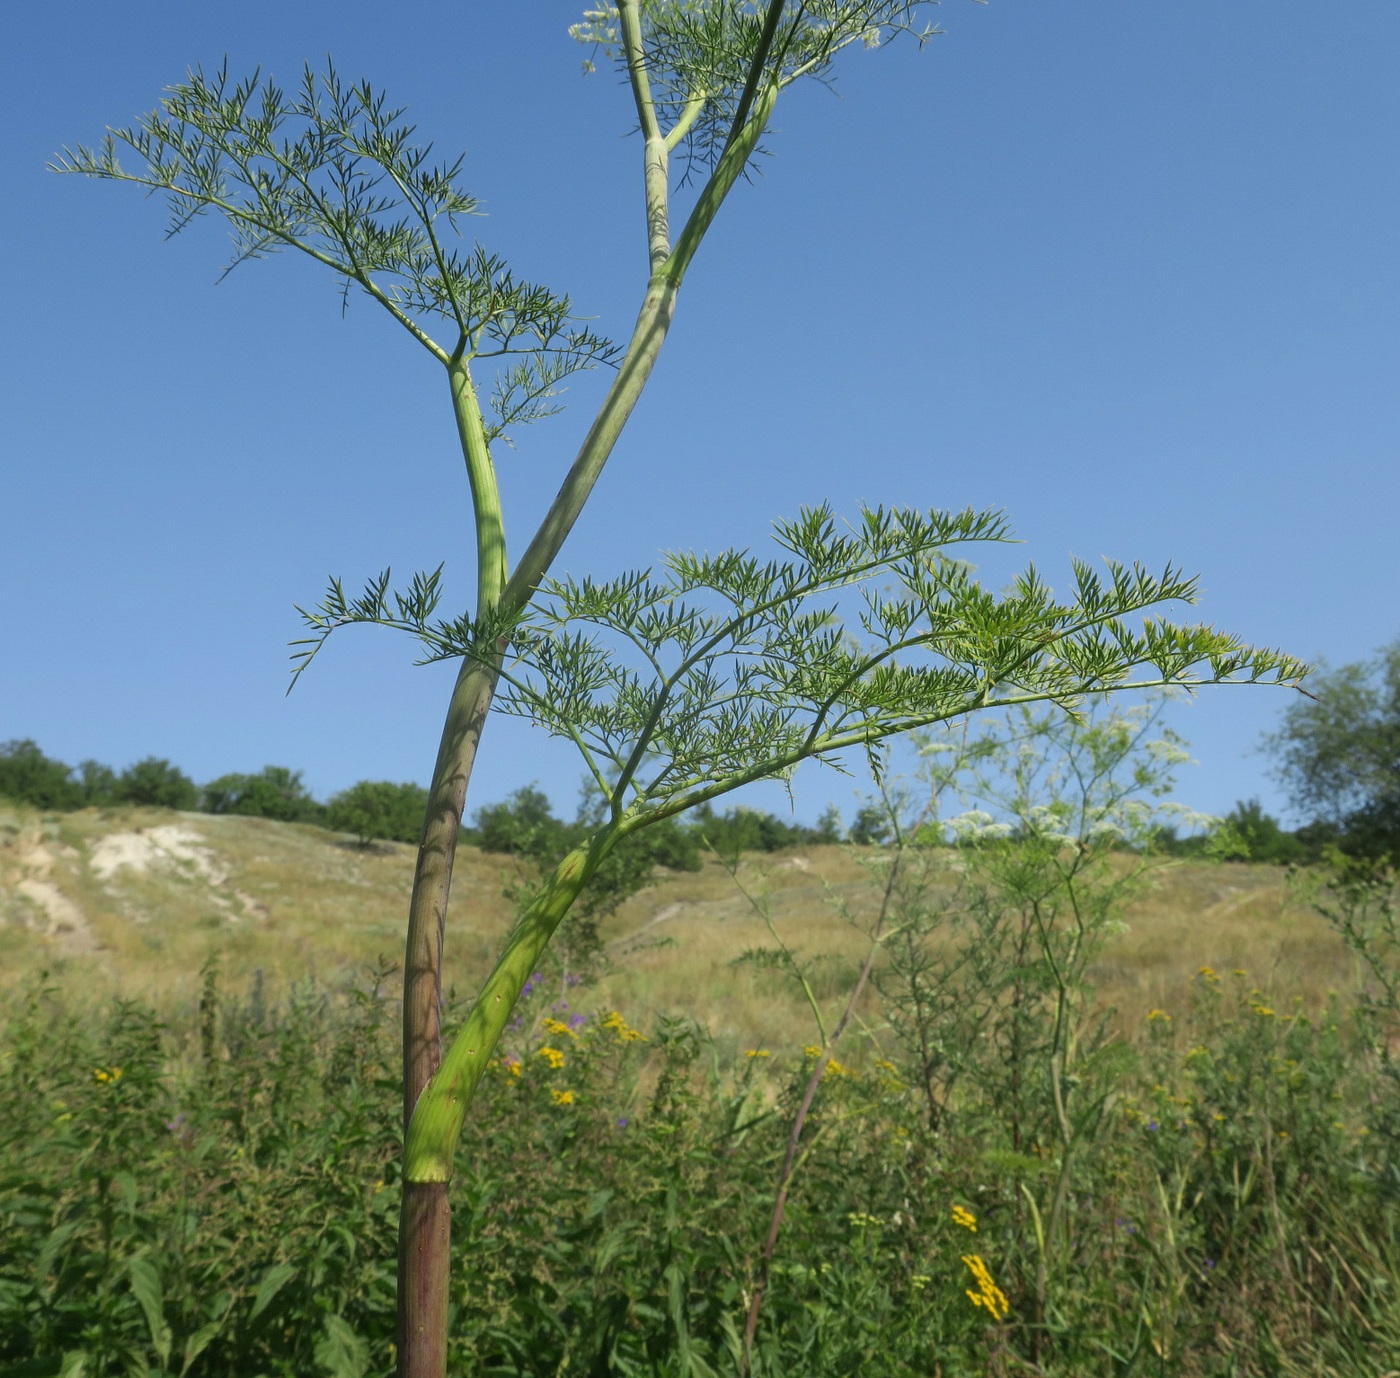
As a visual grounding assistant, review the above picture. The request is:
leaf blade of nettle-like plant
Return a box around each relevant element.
[248,1260,299,1321]
[315,1314,370,1378]
[126,1255,173,1367]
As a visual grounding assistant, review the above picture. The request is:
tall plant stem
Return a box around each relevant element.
[402,658,501,1121]
[398,657,499,1378]
[394,30,781,1376]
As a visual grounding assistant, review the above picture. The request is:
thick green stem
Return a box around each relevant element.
[401,659,501,1126]
[618,0,672,274]
[448,362,507,615]
[500,275,679,612]
[500,84,779,615]
[405,828,621,1181]
[397,658,499,1378]
[395,49,781,1378]
[401,364,505,1128]
[664,79,778,286]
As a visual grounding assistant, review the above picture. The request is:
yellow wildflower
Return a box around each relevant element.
[551,1089,576,1106]
[92,1067,123,1085]
[541,1017,580,1042]
[745,1049,772,1059]
[952,1205,978,1232]
[1197,966,1219,983]
[1147,1009,1172,1022]
[538,1046,566,1069]
[502,1056,522,1078]
[601,1011,647,1042]
[961,1254,1010,1321]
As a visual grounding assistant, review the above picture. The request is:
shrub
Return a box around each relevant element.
[470,784,569,858]
[202,765,326,824]
[0,739,83,810]
[326,779,429,846]
[114,756,200,810]
[1216,798,1309,864]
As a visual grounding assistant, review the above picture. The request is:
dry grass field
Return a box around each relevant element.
[0,800,1357,1051]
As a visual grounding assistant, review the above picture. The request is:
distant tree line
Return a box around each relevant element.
[1146,634,1400,867]
[0,740,842,855]
[0,740,432,847]
[8,627,1397,867]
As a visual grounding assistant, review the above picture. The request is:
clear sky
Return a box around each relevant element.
[4,1,1397,828]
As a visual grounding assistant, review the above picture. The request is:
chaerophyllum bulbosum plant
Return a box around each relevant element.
[54,4,1308,1374]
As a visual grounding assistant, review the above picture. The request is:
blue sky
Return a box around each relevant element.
[4,1,1397,828]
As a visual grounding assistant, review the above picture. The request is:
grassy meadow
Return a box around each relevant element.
[3,800,1399,1376]
[0,802,1358,1048]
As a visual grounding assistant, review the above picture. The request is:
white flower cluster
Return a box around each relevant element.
[569,4,622,54]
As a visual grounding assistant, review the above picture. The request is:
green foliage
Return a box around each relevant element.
[202,765,327,824]
[4,951,1398,1378]
[1264,635,1400,861]
[325,780,429,846]
[77,760,118,806]
[312,505,1304,839]
[112,757,200,811]
[571,0,940,173]
[52,64,618,429]
[1305,859,1400,1171]
[0,740,84,811]
[470,785,570,859]
[847,802,893,847]
[1213,799,1308,865]
[686,801,832,856]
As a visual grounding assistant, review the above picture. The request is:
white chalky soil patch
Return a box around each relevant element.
[2,825,100,953]
[86,824,264,922]
[88,825,228,885]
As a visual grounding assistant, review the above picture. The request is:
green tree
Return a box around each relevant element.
[326,780,430,847]
[0,740,83,811]
[1264,636,1400,860]
[202,764,325,823]
[77,759,118,806]
[470,785,569,858]
[1215,798,1307,865]
[687,801,821,856]
[57,7,1306,1374]
[112,756,200,810]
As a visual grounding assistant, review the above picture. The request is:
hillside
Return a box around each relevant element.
[0,801,1354,1049]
